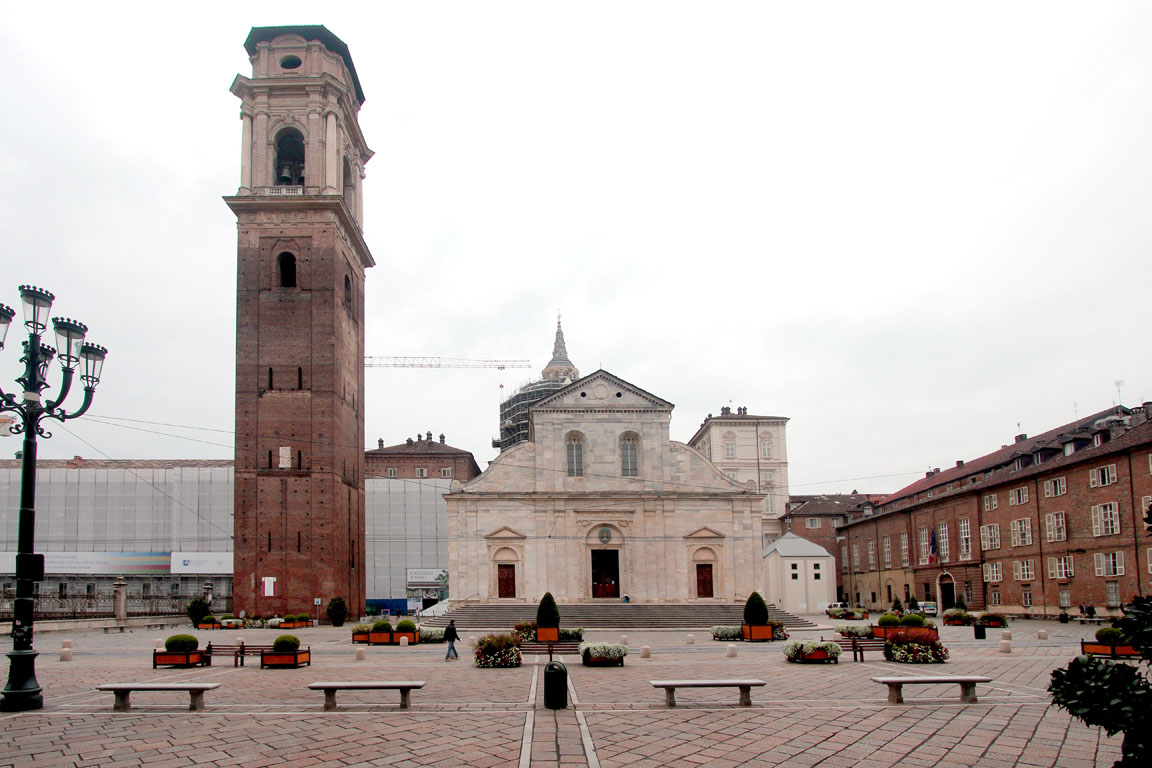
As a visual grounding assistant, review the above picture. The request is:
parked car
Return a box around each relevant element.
[920,601,938,616]
[826,602,850,611]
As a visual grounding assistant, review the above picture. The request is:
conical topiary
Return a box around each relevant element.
[536,592,560,628]
[743,591,769,626]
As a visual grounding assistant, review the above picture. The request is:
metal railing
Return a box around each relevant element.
[0,594,232,620]
[256,186,304,196]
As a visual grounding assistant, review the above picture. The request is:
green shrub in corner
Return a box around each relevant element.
[899,613,925,626]
[877,613,900,627]
[186,597,211,626]
[371,620,392,632]
[396,619,416,632]
[1096,626,1125,644]
[273,635,300,652]
[743,591,769,625]
[165,634,199,652]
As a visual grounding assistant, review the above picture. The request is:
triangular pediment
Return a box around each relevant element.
[533,369,674,411]
[684,526,726,539]
[484,526,527,540]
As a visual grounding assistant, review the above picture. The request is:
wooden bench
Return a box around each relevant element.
[846,636,887,662]
[96,683,220,711]
[870,676,992,704]
[650,679,765,707]
[308,681,426,711]
[206,642,274,667]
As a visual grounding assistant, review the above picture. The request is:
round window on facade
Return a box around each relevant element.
[280,55,302,70]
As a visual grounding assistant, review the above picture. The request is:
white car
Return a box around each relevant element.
[920,601,938,616]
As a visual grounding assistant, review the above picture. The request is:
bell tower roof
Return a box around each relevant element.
[243,25,365,104]
[541,315,578,381]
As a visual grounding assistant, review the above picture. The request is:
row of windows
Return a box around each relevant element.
[720,438,775,459]
[566,433,640,477]
[982,464,1120,511]
[981,552,1130,582]
[384,468,452,478]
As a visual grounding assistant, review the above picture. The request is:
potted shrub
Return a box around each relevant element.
[978,612,1008,628]
[393,619,420,645]
[711,625,743,641]
[1081,626,1140,659]
[559,627,584,642]
[261,634,311,668]
[351,622,372,644]
[883,638,949,663]
[783,640,841,664]
[890,613,939,641]
[742,592,774,641]
[512,621,537,643]
[197,615,221,630]
[474,633,522,668]
[536,592,560,643]
[220,614,242,629]
[154,634,208,668]
[579,641,628,666]
[326,596,349,627]
[943,609,972,626]
[368,619,392,645]
[872,612,901,639]
[186,597,211,628]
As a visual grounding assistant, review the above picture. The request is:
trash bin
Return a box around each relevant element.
[973,623,986,640]
[544,661,568,710]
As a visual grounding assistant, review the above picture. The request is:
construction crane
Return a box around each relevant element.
[365,357,531,369]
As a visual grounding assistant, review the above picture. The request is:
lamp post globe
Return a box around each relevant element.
[0,286,107,712]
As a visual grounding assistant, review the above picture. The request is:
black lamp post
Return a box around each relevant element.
[0,286,106,712]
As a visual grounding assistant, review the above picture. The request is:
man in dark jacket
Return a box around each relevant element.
[444,619,460,661]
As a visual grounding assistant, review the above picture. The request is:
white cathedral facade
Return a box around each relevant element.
[446,370,779,605]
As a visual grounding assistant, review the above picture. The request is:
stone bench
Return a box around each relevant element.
[650,679,765,707]
[308,681,426,710]
[96,683,220,711]
[1076,617,1107,625]
[101,625,128,633]
[870,676,992,704]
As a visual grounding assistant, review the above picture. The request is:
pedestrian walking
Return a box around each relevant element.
[444,619,460,661]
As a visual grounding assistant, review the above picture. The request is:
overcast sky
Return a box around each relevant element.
[1,2,1150,497]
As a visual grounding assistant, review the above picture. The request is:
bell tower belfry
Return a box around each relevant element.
[225,26,373,618]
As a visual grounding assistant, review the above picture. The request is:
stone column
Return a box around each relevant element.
[239,112,253,192]
[112,577,127,622]
[325,112,339,194]
[253,111,269,189]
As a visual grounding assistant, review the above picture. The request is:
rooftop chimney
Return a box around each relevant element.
[406,438,414,446]
[378,439,384,449]
[1015,433,1028,443]
[426,431,433,442]
[956,460,964,467]
[721,406,731,416]
[439,434,445,444]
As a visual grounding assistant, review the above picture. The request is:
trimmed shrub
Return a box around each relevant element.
[536,593,560,628]
[326,597,349,627]
[877,613,900,627]
[711,625,743,640]
[899,613,925,626]
[221,614,234,621]
[164,634,199,652]
[273,635,300,652]
[200,615,217,625]
[475,633,522,668]
[371,620,393,633]
[186,597,211,626]
[979,612,1008,625]
[1096,627,1125,644]
[744,592,769,625]
[396,619,417,632]
[559,627,584,642]
[297,613,312,623]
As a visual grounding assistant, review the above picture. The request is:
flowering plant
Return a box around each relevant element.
[711,625,743,640]
[884,639,949,663]
[578,642,628,659]
[783,640,842,662]
[474,633,522,668]
[835,625,872,637]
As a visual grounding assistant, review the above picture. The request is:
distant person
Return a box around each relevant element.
[444,619,460,661]
[1079,603,1087,615]
[1085,604,1096,618]
[623,594,630,604]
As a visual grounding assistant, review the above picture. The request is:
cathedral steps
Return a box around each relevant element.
[420,603,816,631]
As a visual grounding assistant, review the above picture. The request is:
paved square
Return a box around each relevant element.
[0,620,1123,766]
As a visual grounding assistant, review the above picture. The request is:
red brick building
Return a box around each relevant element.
[840,405,1152,618]
[365,433,482,481]
[783,493,879,586]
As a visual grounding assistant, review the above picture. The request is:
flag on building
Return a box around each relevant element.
[929,528,937,563]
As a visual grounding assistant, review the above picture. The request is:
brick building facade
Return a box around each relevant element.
[840,405,1152,618]
[783,493,878,591]
[365,433,482,481]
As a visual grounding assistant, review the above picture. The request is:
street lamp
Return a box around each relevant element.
[0,286,107,712]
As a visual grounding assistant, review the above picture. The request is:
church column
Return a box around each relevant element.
[325,112,340,194]
[253,111,269,188]
[239,112,253,192]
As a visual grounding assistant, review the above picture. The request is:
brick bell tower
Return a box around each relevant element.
[225,26,373,618]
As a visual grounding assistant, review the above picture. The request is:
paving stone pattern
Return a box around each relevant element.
[0,621,1124,767]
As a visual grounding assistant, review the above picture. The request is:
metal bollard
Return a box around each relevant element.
[726,644,738,658]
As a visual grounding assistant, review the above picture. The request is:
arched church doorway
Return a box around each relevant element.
[937,572,956,610]
[692,547,718,598]
[492,547,518,599]
[588,525,622,599]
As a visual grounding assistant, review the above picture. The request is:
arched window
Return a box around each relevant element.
[342,156,356,211]
[274,128,305,186]
[277,252,296,288]
[344,275,352,308]
[566,432,584,477]
[620,433,639,477]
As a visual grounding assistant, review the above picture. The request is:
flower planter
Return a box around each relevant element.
[980,620,1007,628]
[582,654,624,667]
[742,624,775,642]
[351,632,370,644]
[260,649,311,669]
[391,630,420,645]
[153,650,209,668]
[196,623,221,631]
[872,625,939,642]
[368,631,392,645]
[536,626,560,643]
[789,649,837,664]
[943,618,966,626]
[1081,640,1140,659]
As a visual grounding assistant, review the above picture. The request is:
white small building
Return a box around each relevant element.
[763,533,836,614]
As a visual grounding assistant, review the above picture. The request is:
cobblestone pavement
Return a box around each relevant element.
[0,619,1123,767]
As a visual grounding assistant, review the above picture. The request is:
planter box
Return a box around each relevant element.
[351,632,370,644]
[196,623,221,630]
[260,649,311,669]
[789,649,837,664]
[536,627,560,643]
[368,631,392,645]
[943,618,967,626]
[980,620,1007,628]
[582,654,624,667]
[742,624,775,642]
[153,650,209,669]
[392,630,420,645]
[1081,640,1140,659]
[872,625,939,642]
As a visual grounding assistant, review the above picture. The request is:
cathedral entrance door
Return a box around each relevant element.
[498,564,516,598]
[696,564,714,598]
[591,550,619,598]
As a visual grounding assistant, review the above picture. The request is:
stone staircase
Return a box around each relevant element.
[420,603,816,631]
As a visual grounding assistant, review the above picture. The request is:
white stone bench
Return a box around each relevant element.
[870,675,992,704]
[308,681,426,710]
[101,625,127,634]
[96,683,220,711]
[650,679,765,707]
